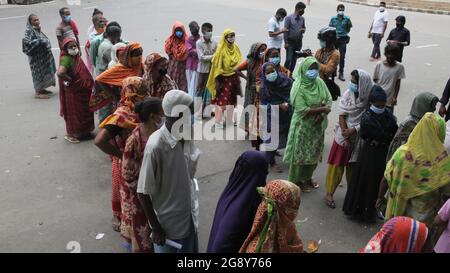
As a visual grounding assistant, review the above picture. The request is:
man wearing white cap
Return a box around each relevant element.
[137,90,200,253]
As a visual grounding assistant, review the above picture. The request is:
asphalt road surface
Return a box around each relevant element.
[0,0,449,253]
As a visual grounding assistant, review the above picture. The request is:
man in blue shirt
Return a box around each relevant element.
[284,2,306,73]
[329,4,352,81]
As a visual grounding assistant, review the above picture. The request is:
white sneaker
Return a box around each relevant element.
[214,122,224,129]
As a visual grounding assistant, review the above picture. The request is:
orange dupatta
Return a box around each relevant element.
[96,42,144,87]
[164,21,188,61]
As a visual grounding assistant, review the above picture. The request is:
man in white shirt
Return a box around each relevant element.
[137,90,200,253]
[267,8,288,53]
[368,1,388,61]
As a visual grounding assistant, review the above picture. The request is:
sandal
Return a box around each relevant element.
[112,216,121,232]
[34,93,50,99]
[324,197,336,209]
[64,135,80,144]
[40,90,54,95]
[308,178,320,189]
[299,183,312,193]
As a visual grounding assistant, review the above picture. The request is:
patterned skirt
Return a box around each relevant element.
[120,181,153,253]
[168,59,188,92]
[111,158,122,218]
[212,74,241,107]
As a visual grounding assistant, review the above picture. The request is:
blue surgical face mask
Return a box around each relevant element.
[370,104,385,114]
[305,69,319,80]
[64,15,71,23]
[269,57,281,66]
[349,82,358,93]
[266,71,278,82]
[175,31,183,38]
[320,40,327,48]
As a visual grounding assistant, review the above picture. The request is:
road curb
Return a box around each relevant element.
[338,0,450,15]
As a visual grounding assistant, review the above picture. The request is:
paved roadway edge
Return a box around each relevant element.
[338,0,450,15]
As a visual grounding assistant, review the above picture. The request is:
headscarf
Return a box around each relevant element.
[360,216,428,253]
[108,42,127,68]
[338,69,373,116]
[164,21,188,61]
[386,92,439,161]
[260,62,293,103]
[99,76,147,130]
[142,53,177,98]
[385,113,450,219]
[23,14,52,55]
[206,28,242,100]
[409,92,439,120]
[247,42,266,72]
[290,56,331,131]
[263,47,291,76]
[369,85,387,103]
[143,52,163,76]
[239,180,303,253]
[96,42,143,86]
[60,37,79,58]
[207,151,269,253]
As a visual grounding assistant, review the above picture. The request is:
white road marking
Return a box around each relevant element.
[415,44,440,49]
[212,34,246,38]
[51,45,85,51]
[0,15,26,21]
[83,6,98,10]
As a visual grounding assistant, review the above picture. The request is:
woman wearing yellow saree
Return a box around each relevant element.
[377,113,450,227]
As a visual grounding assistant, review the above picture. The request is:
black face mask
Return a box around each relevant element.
[396,23,403,28]
[159,68,168,76]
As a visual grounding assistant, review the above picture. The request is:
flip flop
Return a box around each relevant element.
[64,135,80,144]
[34,93,50,99]
[299,184,312,193]
[308,179,320,189]
[112,217,121,232]
[324,197,336,209]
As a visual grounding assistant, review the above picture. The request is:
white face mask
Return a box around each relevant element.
[226,37,235,44]
[338,11,345,16]
[379,6,385,12]
[68,48,79,56]
[204,32,212,39]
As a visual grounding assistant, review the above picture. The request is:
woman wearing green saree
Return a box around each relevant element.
[283,57,332,193]
[377,113,450,227]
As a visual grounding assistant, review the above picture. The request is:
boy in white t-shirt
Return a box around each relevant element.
[267,8,288,52]
[368,2,389,61]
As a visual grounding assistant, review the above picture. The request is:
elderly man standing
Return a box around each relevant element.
[137,90,200,253]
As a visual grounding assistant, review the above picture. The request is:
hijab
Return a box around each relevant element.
[207,151,268,253]
[164,21,188,61]
[99,76,148,130]
[240,180,303,253]
[385,113,450,219]
[361,216,428,253]
[409,92,439,121]
[260,62,293,103]
[206,28,242,100]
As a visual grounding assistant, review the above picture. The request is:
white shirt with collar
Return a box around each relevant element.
[137,125,201,239]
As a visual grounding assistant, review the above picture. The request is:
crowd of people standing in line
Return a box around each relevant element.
[20,2,450,253]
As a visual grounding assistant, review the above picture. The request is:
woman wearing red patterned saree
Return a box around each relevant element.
[57,38,94,143]
[121,98,163,253]
[94,77,148,233]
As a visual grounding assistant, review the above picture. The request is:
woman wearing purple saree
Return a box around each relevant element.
[207,151,269,253]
